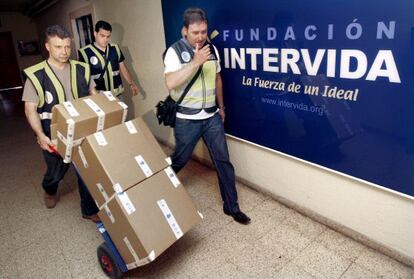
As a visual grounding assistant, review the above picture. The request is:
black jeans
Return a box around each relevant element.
[42,150,98,216]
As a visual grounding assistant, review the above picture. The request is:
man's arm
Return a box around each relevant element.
[119,62,139,96]
[90,87,99,95]
[24,102,53,152]
[216,73,225,122]
[88,78,98,95]
[165,44,211,90]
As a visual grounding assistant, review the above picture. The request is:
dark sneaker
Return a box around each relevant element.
[225,210,251,225]
[82,214,101,223]
[43,193,57,209]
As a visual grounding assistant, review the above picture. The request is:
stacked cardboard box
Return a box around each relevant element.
[50,91,127,162]
[73,117,203,268]
[73,117,169,208]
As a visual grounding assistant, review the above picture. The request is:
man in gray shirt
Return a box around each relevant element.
[22,25,100,222]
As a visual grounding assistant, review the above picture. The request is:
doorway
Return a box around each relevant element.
[0,32,22,91]
[69,5,95,56]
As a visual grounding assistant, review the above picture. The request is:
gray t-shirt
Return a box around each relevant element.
[22,62,95,103]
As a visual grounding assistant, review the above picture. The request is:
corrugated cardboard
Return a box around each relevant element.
[72,117,170,208]
[98,167,203,268]
[50,92,128,162]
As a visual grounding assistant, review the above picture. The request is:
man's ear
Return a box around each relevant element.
[182,27,188,38]
[45,42,50,52]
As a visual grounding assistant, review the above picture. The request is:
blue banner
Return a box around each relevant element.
[161,0,414,197]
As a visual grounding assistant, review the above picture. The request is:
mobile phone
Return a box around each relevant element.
[203,41,217,61]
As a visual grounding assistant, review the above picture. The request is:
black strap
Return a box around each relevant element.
[97,47,110,81]
[176,66,202,104]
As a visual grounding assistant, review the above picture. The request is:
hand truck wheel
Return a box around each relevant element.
[97,242,124,279]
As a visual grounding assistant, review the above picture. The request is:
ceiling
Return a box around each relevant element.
[0,0,61,17]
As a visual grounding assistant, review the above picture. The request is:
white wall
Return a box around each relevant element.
[33,0,414,265]
[228,137,414,262]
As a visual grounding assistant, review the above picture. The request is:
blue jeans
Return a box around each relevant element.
[171,113,240,214]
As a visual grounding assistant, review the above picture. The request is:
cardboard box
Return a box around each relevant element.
[98,168,203,268]
[73,117,170,208]
[51,91,128,162]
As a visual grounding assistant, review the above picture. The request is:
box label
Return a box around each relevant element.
[125,121,137,134]
[83,98,105,131]
[102,91,116,101]
[94,132,108,146]
[157,199,183,239]
[134,155,153,177]
[63,101,79,117]
[118,192,136,215]
[164,167,180,188]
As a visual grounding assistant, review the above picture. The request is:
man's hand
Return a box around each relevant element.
[129,83,139,96]
[192,43,211,67]
[25,102,54,153]
[219,108,225,122]
[37,134,54,152]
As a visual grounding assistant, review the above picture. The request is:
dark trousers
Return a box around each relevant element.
[42,150,98,216]
[171,113,240,214]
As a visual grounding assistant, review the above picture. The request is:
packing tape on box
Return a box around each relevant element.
[94,131,108,146]
[124,237,156,269]
[77,146,88,168]
[83,98,106,132]
[66,119,75,140]
[164,167,180,188]
[165,157,172,165]
[157,199,183,239]
[198,211,204,219]
[104,204,115,223]
[125,121,137,134]
[113,183,123,194]
[118,192,136,215]
[63,101,79,117]
[57,131,82,163]
[134,155,153,177]
[118,102,128,123]
[102,91,116,101]
[97,183,109,201]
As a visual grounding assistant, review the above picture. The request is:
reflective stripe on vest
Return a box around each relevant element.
[24,60,89,108]
[81,45,109,90]
[43,61,65,105]
[24,62,46,108]
[170,60,217,109]
[168,39,217,110]
[79,43,124,96]
[39,112,52,120]
[70,60,90,99]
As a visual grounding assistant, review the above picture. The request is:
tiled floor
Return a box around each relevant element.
[0,90,413,278]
